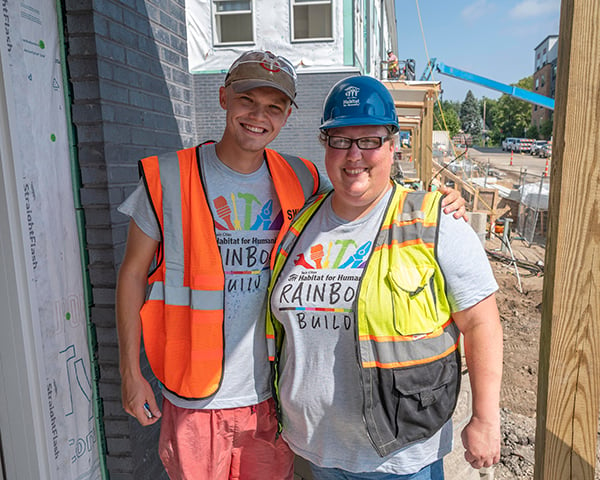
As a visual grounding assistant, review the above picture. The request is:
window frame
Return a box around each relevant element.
[290,0,334,43]
[212,0,255,46]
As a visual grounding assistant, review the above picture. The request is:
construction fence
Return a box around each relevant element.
[515,169,550,246]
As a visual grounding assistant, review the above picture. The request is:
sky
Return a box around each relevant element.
[393,0,561,102]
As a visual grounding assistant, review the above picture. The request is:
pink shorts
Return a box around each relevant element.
[158,397,294,480]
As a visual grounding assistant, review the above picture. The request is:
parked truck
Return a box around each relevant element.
[502,137,518,151]
[502,137,535,152]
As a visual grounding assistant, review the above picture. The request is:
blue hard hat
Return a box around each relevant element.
[320,75,399,133]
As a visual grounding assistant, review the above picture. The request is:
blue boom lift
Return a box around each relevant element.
[421,58,555,110]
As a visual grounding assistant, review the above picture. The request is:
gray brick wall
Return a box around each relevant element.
[64,0,192,477]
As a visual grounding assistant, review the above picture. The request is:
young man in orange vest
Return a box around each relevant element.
[116,50,466,479]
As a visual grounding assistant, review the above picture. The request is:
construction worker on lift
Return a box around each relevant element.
[387,50,400,79]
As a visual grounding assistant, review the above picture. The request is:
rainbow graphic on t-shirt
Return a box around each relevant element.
[212,194,282,231]
[293,240,372,270]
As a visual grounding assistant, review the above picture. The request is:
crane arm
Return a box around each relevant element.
[421,59,555,110]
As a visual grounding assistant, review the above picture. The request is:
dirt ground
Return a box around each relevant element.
[486,233,544,479]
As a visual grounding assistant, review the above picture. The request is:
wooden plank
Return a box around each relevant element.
[420,91,434,186]
[534,1,600,479]
[413,126,422,179]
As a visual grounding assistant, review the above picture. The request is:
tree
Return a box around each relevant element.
[433,99,461,138]
[526,124,539,139]
[491,76,534,140]
[460,90,482,138]
[480,97,499,145]
[540,118,554,139]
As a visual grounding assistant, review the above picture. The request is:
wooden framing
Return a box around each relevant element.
[382,80,441,183]
[432,160,509,227]
[534,1,600,478]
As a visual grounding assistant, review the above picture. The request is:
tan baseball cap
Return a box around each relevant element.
[224,50,298,107]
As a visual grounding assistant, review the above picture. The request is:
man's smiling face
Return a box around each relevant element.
[219,85,292,155]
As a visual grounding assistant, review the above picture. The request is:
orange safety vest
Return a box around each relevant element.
[139,145,320,399]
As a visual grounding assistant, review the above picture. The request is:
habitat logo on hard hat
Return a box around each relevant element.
[343,86,360,107]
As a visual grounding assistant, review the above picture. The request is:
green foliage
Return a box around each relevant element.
[480,97,499,145]
[539,118,553,139]
[445,100,461,117]
[490,76,534,139]
[445,76,543,146]
[460,90,482,138]
[433,99,461,138]
[526,124,539,139]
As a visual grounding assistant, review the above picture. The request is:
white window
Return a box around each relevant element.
[291,0,333,41]
[213,0,253,44]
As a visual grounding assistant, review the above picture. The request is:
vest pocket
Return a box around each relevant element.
[387,265,439,335]
[392,354,459,444]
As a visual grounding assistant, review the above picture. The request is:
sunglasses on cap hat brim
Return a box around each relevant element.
[225,50,298,107]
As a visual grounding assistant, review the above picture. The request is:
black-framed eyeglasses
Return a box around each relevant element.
[324,134,391,150]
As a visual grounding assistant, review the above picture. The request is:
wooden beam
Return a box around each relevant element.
[393,100,426,108]
[396,107,423,117]
[397,117,421,125]
[413,125,422,179]
[534,1,600,479]
[419,90,435,186]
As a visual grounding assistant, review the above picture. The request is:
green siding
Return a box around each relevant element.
[343,0,354,65]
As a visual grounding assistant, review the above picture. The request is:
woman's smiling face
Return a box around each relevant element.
[324,124,394,220]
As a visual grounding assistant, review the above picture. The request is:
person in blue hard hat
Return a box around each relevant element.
[266,75,502,479]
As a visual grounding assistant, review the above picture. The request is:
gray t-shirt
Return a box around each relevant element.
[119,143,284,409]
[270,191,498,474]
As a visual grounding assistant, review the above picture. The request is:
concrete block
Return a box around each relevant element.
[68,57,99,79]
[76,124,104,143]
[72,80,100,100]
[467,212,488,246]
[81,165,108,185]
[88,264,117,286]
[123,10,150,36]
[103,400,128,418]
[91,306,116,327]
[66,13,94,34]
[105,454,133,473]
[93,287,116,306]
[98,380,122,401]
[94,1,124,22]
[80,185,110,205]
[107,473,132,480]
[96,39,126,63]
[96,325,118,346]
[77,143,106,166]
[84,207,112,227]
